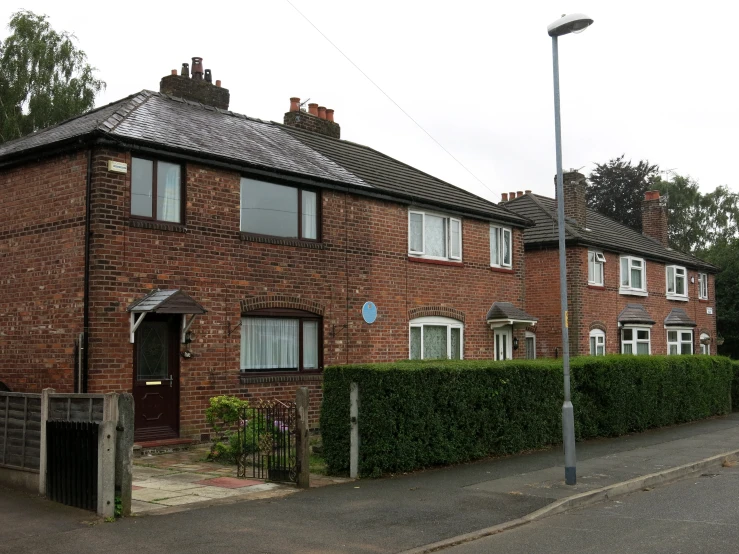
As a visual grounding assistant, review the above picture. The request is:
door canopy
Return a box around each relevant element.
[486,302,538,329]
[127,289,207,343]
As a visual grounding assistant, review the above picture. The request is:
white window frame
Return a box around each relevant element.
[409,316,464,360]
[619,256,647,296]
[667,328,693,355]
[588,250,606,286]
[698,273,708,300]
[621,326,651,355]
[490,225,513,269]
[665,265,688,301]
[589,329,606,356]
[494,327,513,361]
[408,210,462,262]
[700,333,710,355]
[525,331,536,359]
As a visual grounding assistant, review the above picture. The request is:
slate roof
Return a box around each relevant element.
[504,193,717,271]
[485,302,538,323]
[127,289,206,314]
[664,308,697,327]
[617,304,656,325]
[0,91,529,226]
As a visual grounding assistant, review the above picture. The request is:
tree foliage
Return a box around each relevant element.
[0,10,105,144]
[586,155,660,232]
[702,239,739,359]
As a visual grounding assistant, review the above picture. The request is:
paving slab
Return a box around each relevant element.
[155,494,210,506]
[194,477,262,488]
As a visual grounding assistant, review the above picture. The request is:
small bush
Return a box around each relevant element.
[205,395,249,464]
[321,356,732,477]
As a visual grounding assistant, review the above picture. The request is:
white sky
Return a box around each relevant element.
[2,1,737,203]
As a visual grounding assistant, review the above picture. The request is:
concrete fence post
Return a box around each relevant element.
[38,388,55,495]
[350,382,359,479]
[97,393,118,518]
[296,387,310,489]
[116,394,135,516]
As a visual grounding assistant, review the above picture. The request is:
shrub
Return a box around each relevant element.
[321,356,732,477]
[205,395,249,464]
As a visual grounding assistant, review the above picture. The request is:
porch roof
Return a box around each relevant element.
[486,302,538,328]
[127,289,206,314]
[664,308,697,327]
[618,303,655,325]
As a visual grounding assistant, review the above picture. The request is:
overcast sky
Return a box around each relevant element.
[2,1,736,203]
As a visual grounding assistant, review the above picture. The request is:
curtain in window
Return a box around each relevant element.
[423,325,447,359]
[667,268,675,292]
[132,158,154,217]
[424,215,447,257]
[410,214,423,252]
[621,259,629,286]
[503,230,511,265]
[636,342,649,355]
[451,328,461,360]
[410,327,421,359]
[631,266,641,288]
[302,191,317,240]
[450,220,461,258]
[623,343,633,354]
[490,228,499,265]
[158,162,181,223]
[588,252,595,282]
[241,318,298,370]
[303,320,318,368]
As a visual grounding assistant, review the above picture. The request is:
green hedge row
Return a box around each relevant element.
[732,361,739,411]
[320,356,733,477]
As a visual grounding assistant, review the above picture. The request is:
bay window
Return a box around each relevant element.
[409,316,463,360]
[409,211,462,261]
[241,310,321,372]
[241,178,319,240]
[667,329,693,355]
[131,157,183,223]
[621,327,650,355]
[490,225,512,268]
[620,256,646,295]
[666,265,687,300]
[588,251,605,286]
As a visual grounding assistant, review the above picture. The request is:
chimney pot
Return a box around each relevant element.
[191,57,204,80]
[326,108,334,122]
[283,99,341,139]
[308,103,319,116]
[501,193,509,202]
[289,97,300,112]
[181,63,189,77]
[517,191,524,198]
[171,69,177,76]
[644,190,661,201]
[204,69,212,84]
[525,190,531,194]
[509,191,516,200]
[215,79,221,87]
[318,106,327,119]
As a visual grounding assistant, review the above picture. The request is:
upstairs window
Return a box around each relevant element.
[240,178,319,241]
[131,157,183,223]
[666,266,687,300]
[409,211,462,261]
[667,329,693,355]
[698,273,708,300]
[622,327,650,355]
[589,329,605,356]
[588,251,606,286]
[620,256,646,294]
[490,226,512,268]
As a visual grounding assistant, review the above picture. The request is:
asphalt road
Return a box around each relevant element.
[445,465,739,554]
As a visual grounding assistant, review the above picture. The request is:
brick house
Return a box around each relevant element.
[503,171,718,359]
[0,60,536,442]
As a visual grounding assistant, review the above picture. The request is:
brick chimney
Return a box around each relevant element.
[159,57,230,110]
[283,97,341,139]
[554,170,587,228]
[641,190,669,246]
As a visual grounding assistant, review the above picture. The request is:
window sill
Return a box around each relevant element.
[238,372,323,385]
[129,219,187,233]
[666,294,689,302]
[698,298,709,303]
[619,288,648,297]
[490,266,514,274]
[587,284,605,290]
[240,233,326,249]
[408,256,464,267]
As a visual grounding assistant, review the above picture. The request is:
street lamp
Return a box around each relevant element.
[547,12,593,486]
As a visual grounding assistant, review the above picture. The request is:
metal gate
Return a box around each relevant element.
[46,420,98,511]
[237,400,298,484]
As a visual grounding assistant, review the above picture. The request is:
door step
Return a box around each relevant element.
[134,438,198,457]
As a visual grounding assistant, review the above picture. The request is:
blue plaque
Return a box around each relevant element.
[362,301,377,324]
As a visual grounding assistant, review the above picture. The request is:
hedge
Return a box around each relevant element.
[321,355,733,477]
[732,361,739,411]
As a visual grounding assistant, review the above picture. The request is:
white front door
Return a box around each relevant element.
[494,327,513,360]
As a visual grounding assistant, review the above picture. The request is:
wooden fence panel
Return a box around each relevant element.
[0,392,42,471]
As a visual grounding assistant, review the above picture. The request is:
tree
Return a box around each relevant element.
[587,155,660,233]
[0,10,105,144]
[702,239,739,358]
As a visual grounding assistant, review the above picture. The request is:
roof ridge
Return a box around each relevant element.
[97,90,155,134]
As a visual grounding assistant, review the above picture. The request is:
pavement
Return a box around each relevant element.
[2,413,739,553]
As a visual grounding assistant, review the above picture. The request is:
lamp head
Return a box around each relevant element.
[547,13,594,37]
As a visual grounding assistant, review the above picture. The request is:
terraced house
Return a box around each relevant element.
[503,171,718,359]
[0,58,538,442]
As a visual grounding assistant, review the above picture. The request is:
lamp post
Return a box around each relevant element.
[547,13,594,486]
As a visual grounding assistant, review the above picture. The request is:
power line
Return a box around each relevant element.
[284,0,499,199]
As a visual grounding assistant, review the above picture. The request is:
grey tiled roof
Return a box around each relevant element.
[127,289,206,314]
[617,304,656,325]
[0,91,528,226]
[504,193,717,271]
[664,308,697,327]
[485,302,538,323]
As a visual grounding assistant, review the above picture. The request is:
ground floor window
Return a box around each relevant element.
[409,316,463,360]
[700,333,710,355]
[241,311,321,372]
[622,327,650,355]
[667,329,693,355]
[590,329,605,356]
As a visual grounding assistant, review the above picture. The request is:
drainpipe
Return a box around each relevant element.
[82,148,93,393]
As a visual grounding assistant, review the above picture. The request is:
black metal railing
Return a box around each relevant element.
[237,400,298,484]
[46,420,98,511]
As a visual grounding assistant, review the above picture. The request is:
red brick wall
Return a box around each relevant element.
[0,152,88,392]
[526,246,718,357]
[82,149,526,438]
